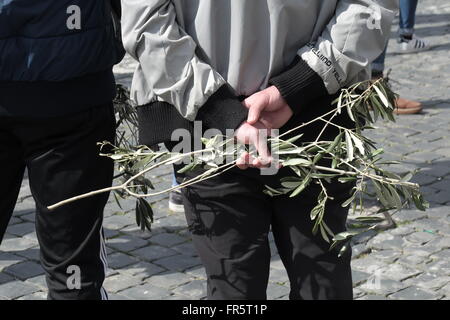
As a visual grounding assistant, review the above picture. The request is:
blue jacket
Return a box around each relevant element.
[0,0,124,117]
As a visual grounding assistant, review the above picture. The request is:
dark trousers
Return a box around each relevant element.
[0,103,115,300]
[176,166,353,300]
[174,94,355,300]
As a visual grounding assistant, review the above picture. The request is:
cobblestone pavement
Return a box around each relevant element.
[1,0,449,300]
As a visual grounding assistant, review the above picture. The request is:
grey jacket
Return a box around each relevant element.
[121,0,398,144]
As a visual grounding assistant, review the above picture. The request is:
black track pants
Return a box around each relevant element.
[0,103,115,300]
[176,165,353,300]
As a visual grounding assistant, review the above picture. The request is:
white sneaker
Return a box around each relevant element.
[169,190,185,212]
[397,35,430,54]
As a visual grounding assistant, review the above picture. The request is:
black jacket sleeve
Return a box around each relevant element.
[269,56,329,115]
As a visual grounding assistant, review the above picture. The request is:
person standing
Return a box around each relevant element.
[0,0,124,299]
[122,0,398,299]
[372,0,429,114]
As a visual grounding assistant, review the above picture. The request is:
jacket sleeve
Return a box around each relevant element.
[121,0,247,133]
[270,0,398,114]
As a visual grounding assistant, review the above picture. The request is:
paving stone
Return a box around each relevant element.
[407,151,443,162]
[106,293,132,300]
[268,267,289,285]
[429,249,450,261]
[352,270,372,286]
[15,247,40,261]
[0,281,40,299]
[107,235,149,252]
[130,245,178,262]
[145,272,192,289]
[427,259,450,276]
[173,280,206,298]
[120,225,154,239]
[396,254,429,266]
[428,178,450,191]
[177,229,191,239]
[269,256,285,270]
[367,233,405,251]
[154,254,202,272]
[393,210,427,223]
[165,293,195,300]
[378,263,422,282]
[158,215,188,232]
[406,231,440,245]
[3,261,44,280]
[25,275,47,290]
[359,277,406,296]
[0,273,14,285]
[23,231,38,242]
[427,190,450,205]
[108,252,139,269]
[404,273,450,291]
[389,286,442,300]
[413,218,450,235]
[269,241,280,257]
[0,237,37,252]
[12,199,36,216]
[425,237,450,250]
[0,252,25,271]
[20,212,36,223]
[103,215,134,230]
[103,273,144,293]
[106,198,136,214]
[351,256,387,272]
[368,249,401,264]
[440,282,450,298]
[352,288,366,299]
[103,228,121,239]
[185,266,207,280]
[420,164,450,179]
[121,261,165,279]
[17,291,47,300]
[357,294,388,300]
[8,217,22,226]
[351,243,370,258]
[266,283,290,300]
[6,223,35,237]
[410,173,438,186]
[149,233,188,247]
[120,283,171,300]
[389,225,415,237]
[351,230,378,244]
[171,242,198,257]
[426,206,450,219]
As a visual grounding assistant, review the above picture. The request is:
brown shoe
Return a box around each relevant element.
[394,97,423,114]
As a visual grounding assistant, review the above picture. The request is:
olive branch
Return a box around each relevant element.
[48,79,428,255]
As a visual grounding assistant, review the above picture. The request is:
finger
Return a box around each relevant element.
[236,152,250,170]
[254,130,272,166]
[259,113,274,130]
[247,101,266,124]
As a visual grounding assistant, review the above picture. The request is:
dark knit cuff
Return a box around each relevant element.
[195,84,248,135]
[269,56,328,115]
[137,101,193,148]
